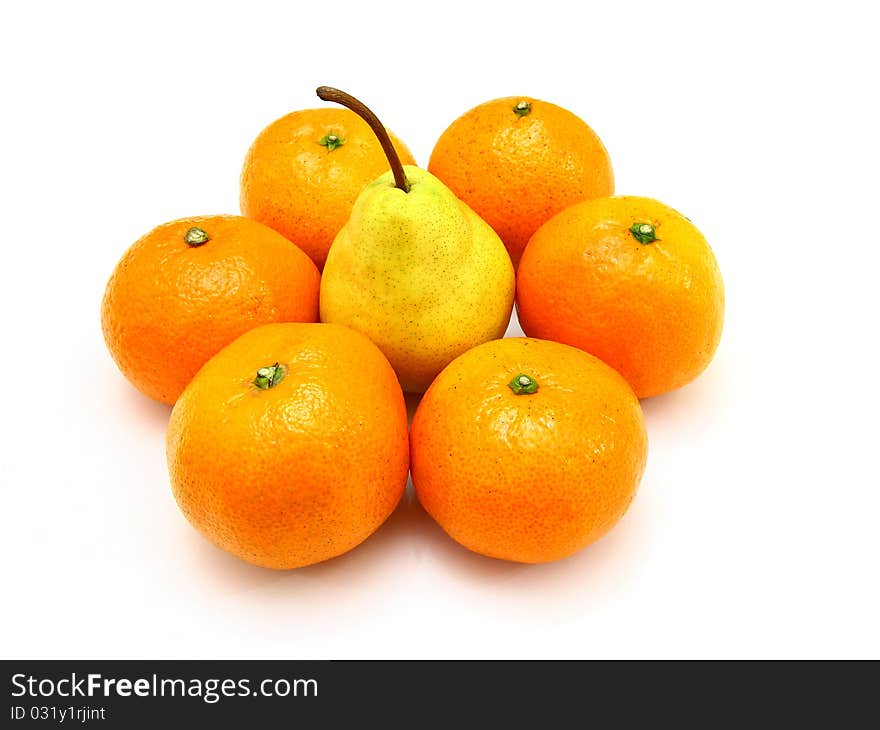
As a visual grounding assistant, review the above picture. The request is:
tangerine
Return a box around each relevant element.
[429,96,613,266]
[517,196,725,398]
[410,337,647,563]
[241,107,415,269]
[167,322,409,569]
[101,215,320,405]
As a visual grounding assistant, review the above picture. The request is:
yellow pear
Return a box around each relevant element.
[317,87,514,392]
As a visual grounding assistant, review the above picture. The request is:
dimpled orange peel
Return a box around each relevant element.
[429,96,613,266]
[240,106,415,269]
[166,322,409,569]
[101,215,320,405]
[411,337,647,563]
[517,196,725,398]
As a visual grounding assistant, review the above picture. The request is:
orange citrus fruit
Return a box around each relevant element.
[517,196,725,398]
[167,322,409,569]
[428,96,613,266]
[240,107,416,269]
[101,215,319,405]
[410,337,647,563]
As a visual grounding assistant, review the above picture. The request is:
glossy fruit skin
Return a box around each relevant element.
[517,196,725,399]
[167,323,409,570]
[428,96,613,266]
[410,337,647,564]
[101,215,320,405]
[320,166,515,393]
[240,108,416,269]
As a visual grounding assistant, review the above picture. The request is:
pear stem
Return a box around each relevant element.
[316,86,410,193]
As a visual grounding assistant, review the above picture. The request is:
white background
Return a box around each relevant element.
[1,1,878,659]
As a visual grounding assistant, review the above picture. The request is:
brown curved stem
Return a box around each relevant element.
[316,86,410,193]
